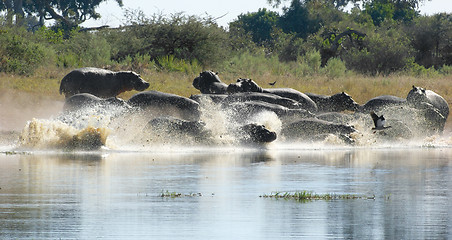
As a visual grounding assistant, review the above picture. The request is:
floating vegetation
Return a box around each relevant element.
[2,151,30,155]
[260,191,375,202]
[160,190,203,198]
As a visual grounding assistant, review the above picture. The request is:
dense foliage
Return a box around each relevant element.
[0,0,451,77]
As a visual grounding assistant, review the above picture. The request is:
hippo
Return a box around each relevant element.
[63,93,131,112]
[225,101,314,124]
[360,95,407,112]
[145,116,212,144]
[281,118,356,141]
[237,123,277,144]
[316,112,358,125]
[146,117,276,145]
[264,88,318,113]
[59,67,150,99]
[222,92,301,109]
[305,92,360,112]
[227,78,267,94]
[128,91,201,121]
[189,94,229,104]
[407,85,449,120]
[192,71,228,94]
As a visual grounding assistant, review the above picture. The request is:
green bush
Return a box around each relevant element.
[300,50,321,74]
[156,55,202,74]
[342,25,414,75]
[322,57,347,78]
[56,30,111,67]
[0,28,49,75]
[403,61,439,77]
[103,11,230,69]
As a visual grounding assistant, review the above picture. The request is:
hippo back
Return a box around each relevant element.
[306,92,359,112]
[264,88,318,112]
[128,91,200,121]
[190,94,228,104]
[281,118,356,139]
[63,93,103,111]
[222,92,301,109]
[407,86,449,119]
[361,95,407,112]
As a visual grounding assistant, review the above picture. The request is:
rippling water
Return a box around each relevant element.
[0,147,451,239]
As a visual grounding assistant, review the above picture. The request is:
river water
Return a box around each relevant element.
[1,91,451,239]
[1,146,451,239]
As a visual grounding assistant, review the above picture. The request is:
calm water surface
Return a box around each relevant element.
[0,147,451,239]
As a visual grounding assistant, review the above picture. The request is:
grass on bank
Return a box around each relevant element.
[1,63,450,106]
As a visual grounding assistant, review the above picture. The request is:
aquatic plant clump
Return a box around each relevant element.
[260,191,375,202]
[160,190,203,198]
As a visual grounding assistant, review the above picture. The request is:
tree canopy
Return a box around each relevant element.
[1,0,123,30]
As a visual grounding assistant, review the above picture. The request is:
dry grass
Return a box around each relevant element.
[1,67,451,129]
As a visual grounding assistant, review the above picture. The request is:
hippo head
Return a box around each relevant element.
[193,71,222,92]
[239,123,277,143]
[118,71,150,91]
[227,78,264,94]
[331,92,360,111]
[407,85,428,104]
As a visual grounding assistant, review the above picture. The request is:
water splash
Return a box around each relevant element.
[3,97,451,152]
[18,118,109,150]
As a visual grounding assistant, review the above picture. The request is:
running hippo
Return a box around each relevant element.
[225,101,314,124]
[193,71,228,94]
[315,112,359,125]
[360,95,407,112]
[237,123,277,144]
[190,94,228,104]
[60,67,150,99]
[145,116,212,144]
[63,93,131,112]
[304,92,360,112]
[146,117,276,144]
[222,92,301,109]
[227,78,267,93]
[281,118,356,142]
[407,85,449,120]
[264,88,318,113]
[128,91,201,121]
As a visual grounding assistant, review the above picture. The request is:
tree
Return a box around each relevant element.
[1,0,25,25]
[278,0,319,39]
[268,0,430,10]
[229,8,280,47]
[1,0,123,30]
[363,0,420,26]
[268,0,360,9]
[409,14,452,68]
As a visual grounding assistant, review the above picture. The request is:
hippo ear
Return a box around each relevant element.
[215,72,218,75]
[342,91,345,94]
[412,85,416,89]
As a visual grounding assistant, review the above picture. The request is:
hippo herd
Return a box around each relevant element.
[59,68,450,147]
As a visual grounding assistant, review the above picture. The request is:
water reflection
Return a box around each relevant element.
[0,148,451,239]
